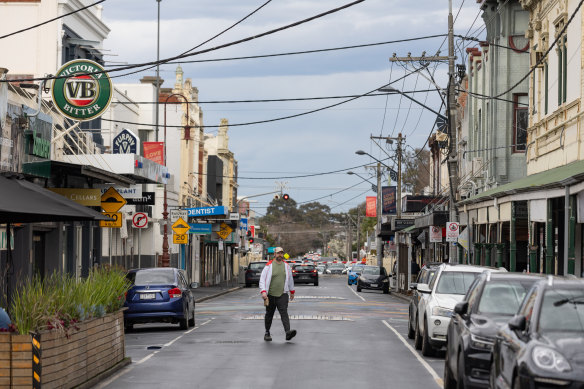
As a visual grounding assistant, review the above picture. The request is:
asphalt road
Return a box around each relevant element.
[94,275,446,389]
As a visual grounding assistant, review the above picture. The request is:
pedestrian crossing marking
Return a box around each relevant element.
[242,314,353,321]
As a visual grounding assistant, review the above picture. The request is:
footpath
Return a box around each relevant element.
[191,284,243,303]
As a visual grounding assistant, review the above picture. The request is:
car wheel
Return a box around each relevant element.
[314,281,319,286]
[512,374,521,389]
[421,317,434,357]
[188,306,195,327]
[414,318,422,350]
[179,308,189,330]
[456,351,466,389]
[356,284,362,292]
[444,349,456,389]
[407,308,415,339]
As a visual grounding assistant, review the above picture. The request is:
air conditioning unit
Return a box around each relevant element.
[531,50,544,68]
[472,157,484,177]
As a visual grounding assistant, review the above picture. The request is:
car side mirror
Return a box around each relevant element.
[508,315,527,332]
[410,283,418,290]
[416,283,431,294]
[190,282,199,289]
[243,267,248,271]
[454,301,469,316]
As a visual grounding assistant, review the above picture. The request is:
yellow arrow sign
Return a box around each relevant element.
[172,217,190,235]
[101,187,127,213]
[216,222,233,240]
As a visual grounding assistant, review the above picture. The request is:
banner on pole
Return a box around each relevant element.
[365,196,377,217]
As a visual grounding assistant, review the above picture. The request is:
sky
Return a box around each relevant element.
[100,0,486,216]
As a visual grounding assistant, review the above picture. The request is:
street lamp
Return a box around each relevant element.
[347,171,377,192]
[160,93,190,267]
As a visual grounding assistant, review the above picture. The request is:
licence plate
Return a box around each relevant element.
[370,284,378,288]
[140,293,156,300]
[300,276,309,280]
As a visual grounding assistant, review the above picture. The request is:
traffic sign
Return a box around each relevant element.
[172,217,190,235]
[170,209,188,222]
[173,233,188,244]
[101,187,127,213]
[132,212,148,228]
[446,222,459,242]
[100,212,122,228]
[216,222,233,240]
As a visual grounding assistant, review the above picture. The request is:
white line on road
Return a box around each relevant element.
[382,320,443,389]
[92,319,214,389]
[347,284,366,302]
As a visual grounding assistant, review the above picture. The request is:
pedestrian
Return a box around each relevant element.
[411,259,421,281]
[0,307,11,330]
[259,247,297,342]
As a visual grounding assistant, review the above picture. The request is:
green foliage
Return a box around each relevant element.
[9,267,130,335]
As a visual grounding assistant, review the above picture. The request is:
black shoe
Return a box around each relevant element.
[285,330,297,341]
[264,332,272,341]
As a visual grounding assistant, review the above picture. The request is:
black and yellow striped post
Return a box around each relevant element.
[32,333,41,388]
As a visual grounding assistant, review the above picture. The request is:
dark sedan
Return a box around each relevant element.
[245,261,267,287]
[292,264,318,286]
[356,265,389,294]
[490,277,584,389]
[444,272,543,389]
[124,268,197,330]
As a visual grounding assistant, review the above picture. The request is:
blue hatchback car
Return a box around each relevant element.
[348,264,365,285]
[124,268,197,330]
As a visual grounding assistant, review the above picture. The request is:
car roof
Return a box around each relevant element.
[439,264,500,273]
[128,267,177,273]
[538,275,584,289]
[481,272,545,281]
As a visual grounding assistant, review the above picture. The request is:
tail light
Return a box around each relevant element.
[312,269,317,273]
[168,287,182,298]
[246,269,253,274]
[292,270,297,274]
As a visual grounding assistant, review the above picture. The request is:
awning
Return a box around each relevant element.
[0,175,109,223]
[459,159,584,205]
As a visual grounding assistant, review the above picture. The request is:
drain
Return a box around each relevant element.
[146,346,162,350]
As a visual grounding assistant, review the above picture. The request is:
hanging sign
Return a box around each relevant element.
[113,129,139,154]
[51,59,113,121]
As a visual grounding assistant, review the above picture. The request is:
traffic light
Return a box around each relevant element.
[249,237,254,244]
[282,193,290,200]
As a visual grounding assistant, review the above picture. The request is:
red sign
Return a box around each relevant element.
[143,142,164,165]
[366,196,377,217]
[250,225,255,237]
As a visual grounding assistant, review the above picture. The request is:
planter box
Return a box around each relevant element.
[0,309,126,389]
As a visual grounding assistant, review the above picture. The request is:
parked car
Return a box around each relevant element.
[413,263,505,356]
[356,265,390,294]
[292,264,318,286]
[326,263,345,275]
[348,264,365,285]
[316,265,326,275]
[444,272,544,389]
[245,261,267,287]
[124,268,197,330]
[407,262,441,339]
[490,276,584,389]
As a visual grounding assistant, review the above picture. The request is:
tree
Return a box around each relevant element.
[401,147,430,194]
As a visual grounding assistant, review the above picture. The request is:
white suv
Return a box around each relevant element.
[413,263,505,356]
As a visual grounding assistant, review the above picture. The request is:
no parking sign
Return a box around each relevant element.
[446,222,459,242]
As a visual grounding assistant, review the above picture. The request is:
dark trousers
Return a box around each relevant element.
[265,293,290,333]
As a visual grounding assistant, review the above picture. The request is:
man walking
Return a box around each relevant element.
[259,247,297,341]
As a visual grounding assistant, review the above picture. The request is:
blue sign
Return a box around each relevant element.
[188,223,212,235]
[112,129,139,154]
[239,218,248,231]
[186,206,228,217]
[267,247,276,254]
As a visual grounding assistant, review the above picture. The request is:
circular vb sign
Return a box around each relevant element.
[51,59,112,121]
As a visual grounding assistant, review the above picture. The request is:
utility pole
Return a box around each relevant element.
[376,162,382,267]
[447,0,459,263]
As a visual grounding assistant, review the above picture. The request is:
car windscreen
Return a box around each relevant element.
[478,280,535,315]
[538,289,584,333]
[362,266,382,275]
[435,271,479,295]
[328,264,344,269]
[133,269,175,286]
[249,262,266,271]
[352,266,364,273]
[295,265,315,271]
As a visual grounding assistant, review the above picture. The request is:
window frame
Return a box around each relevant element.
[513,93,528,153]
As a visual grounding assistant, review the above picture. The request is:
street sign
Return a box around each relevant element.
[216,222,233,240]
[170,209,188,222]
[132,212,148,228]
[101,187,126,213]
[172,217,190,235]
[446,222,459,242]
[173,233,188,244]
[229,212,239,220]
[430,226,442,242]
[100,212,122,228]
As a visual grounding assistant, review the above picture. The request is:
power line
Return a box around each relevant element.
[2,0,367,83]
[0,0,106,40]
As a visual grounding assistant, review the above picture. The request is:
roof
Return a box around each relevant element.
[459,159,584,205]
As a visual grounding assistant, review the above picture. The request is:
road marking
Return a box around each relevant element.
[382,320,443,389]
[347,284,367,302]
[92,319,213,388]
[242,314,353,321]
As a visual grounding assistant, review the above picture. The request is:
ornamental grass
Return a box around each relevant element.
[9,266,130,335]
